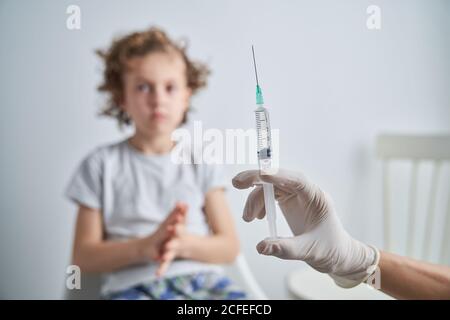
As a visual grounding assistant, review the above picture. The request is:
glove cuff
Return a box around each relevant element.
[329,245,380,289]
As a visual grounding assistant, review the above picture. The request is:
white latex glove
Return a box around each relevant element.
[232,169,380,288]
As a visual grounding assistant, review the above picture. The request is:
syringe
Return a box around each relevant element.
[251,45,278,239]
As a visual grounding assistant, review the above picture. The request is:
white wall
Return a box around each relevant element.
[0,0,449,299]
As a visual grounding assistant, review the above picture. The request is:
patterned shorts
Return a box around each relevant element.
[104,272,247,300]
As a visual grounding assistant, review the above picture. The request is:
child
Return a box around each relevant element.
[65,27,246,300]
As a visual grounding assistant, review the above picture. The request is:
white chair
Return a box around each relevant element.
[377,134,450,263]
[65,253,267,300]
[287,134,450,300]
[223,253,268,299]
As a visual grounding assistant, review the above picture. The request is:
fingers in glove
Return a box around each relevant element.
[243,186,265,222]
[232,170,263,189]
[256,236,307,261]
[260,169,311,194]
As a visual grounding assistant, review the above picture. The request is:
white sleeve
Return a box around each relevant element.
[64,149,103,209]
[201,163,228,194]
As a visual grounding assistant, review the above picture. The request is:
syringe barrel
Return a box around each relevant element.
[254,104,278,239]
[255,105,273,172]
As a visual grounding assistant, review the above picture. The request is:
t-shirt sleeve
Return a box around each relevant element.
[65,149,103,209]
[201,163,228,194]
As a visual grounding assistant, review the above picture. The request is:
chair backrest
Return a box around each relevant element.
[64,253,267,299]
[376,134,450,264]
[223,253,268,299]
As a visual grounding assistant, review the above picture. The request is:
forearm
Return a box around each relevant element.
[181,234,239,264]
[377,251,450,299]
[73,238,148,273]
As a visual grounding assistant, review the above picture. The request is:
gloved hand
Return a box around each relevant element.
[232,169,380,288]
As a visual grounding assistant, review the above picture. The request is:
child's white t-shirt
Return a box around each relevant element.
[65,139,227,295]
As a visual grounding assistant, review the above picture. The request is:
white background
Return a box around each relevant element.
[0,0,449,299]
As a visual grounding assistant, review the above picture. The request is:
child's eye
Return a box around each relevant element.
[166,84,177,94]
[137,83,150,92]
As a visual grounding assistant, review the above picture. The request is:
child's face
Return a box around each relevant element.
[122,51,191,137]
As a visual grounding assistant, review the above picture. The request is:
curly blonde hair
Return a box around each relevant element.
[96,27,210,126]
